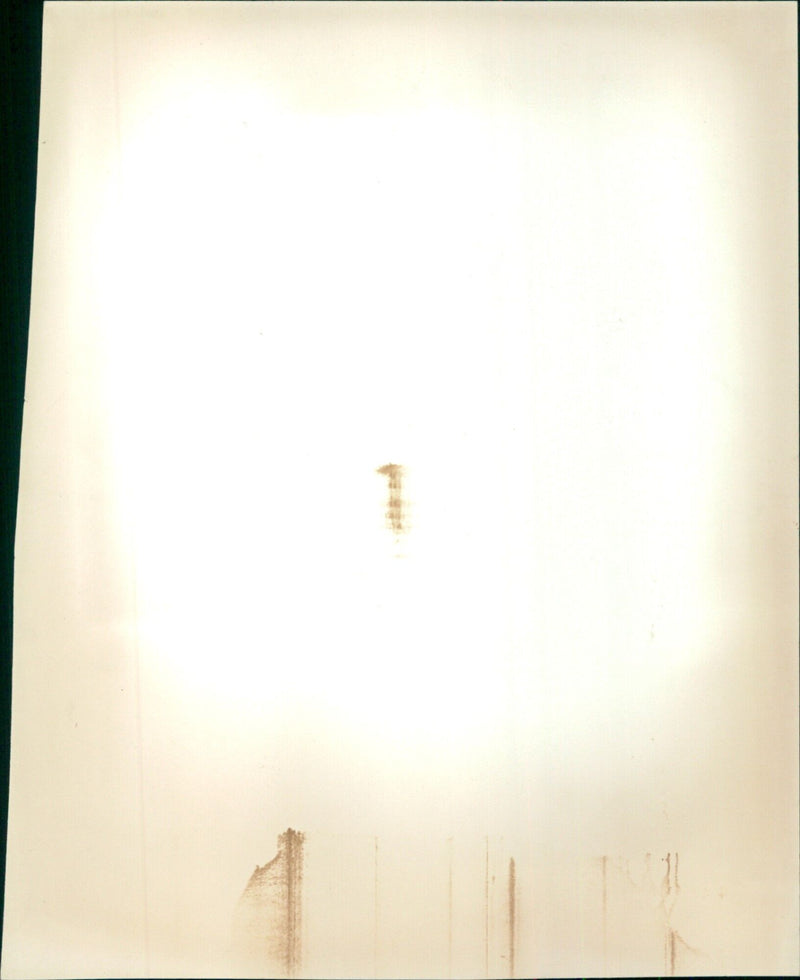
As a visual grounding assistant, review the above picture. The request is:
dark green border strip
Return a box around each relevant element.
[0,0,44,953]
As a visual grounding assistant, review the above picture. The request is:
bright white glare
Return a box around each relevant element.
[92,72,730,755]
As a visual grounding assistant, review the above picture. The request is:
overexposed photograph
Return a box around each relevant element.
[3,3,797,977]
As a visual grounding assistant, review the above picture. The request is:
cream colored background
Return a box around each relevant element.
[3,2,798,976]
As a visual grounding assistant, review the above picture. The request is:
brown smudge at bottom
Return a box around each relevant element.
[232,828,305,979]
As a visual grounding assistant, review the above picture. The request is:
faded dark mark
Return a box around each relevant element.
[377,463,406,538]
[232,828,304,979]
[508,857,516,980]
[668,927,676,976]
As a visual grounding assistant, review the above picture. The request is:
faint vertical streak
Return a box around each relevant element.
[601,855,607,976]
[669,929,676,976]
[508,858,516,980]
[286,841,293,978]
[484,836,489,979]
[674,852,679,891]
[447,837,453,980]
[285,830,303,979]
[374,836,379,978]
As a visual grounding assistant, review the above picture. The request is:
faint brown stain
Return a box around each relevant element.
[667,927,676,976]
[377,463,406,537]
[661,851,680,919]
[508,857,516,980]
[232,828,305,979]
[665,924,698,977]
[602,852,701,979]
[284,829,304,978]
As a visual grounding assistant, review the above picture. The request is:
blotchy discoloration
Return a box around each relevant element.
[232,828,304,979]
[376,463,406,537]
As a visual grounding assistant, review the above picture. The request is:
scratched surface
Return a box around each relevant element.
[2,3,798,978]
